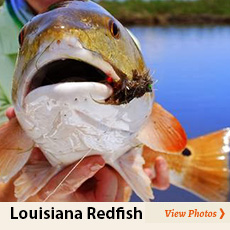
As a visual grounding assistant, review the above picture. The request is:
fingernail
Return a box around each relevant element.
[90,164,103,172]
[159,159,167,170]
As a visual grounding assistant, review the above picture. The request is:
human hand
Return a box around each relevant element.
[5,107,169,202]
[27,154,169,202]
[0,152,131,202]
[28,154,130,202]
[28,155,169,202]
[145,157,170,190]
[5,108,131,202]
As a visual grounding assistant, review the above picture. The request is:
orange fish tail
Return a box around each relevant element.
[143,129,230,202]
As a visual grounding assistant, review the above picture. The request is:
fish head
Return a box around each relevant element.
[12,0,154,163]
[12,0,153,108]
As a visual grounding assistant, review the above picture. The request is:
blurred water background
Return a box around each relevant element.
[129,25,230,201]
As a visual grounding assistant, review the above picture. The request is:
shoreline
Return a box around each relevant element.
[116,14,230,26]
[100,0,230,26]
[1,0,230,26]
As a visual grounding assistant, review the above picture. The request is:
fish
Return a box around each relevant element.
[0,0,229,202]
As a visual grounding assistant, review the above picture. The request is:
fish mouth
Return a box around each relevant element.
[28,59,109,94]
[27,58,153,105]
[16,35,152,107]
[22,37,152,105]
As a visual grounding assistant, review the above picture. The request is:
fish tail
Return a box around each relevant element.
[143,128,230,202]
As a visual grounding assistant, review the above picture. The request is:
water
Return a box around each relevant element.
[129,25,230,202]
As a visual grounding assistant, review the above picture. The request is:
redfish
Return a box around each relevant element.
[0,0,229,202]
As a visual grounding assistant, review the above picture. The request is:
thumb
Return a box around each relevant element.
[151,157,170,190]
[38,156,105,201]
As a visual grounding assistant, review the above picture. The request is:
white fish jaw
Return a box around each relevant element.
[16,83,153,167]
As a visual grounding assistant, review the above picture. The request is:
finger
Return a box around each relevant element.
[94,166,118,202]
[6,107,16,120]
[151,157,170,190]
[28,147,47,163]
[39,156,105,200]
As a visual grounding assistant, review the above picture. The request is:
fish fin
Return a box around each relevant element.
[14,161,60,202]
[111,147,153,202]
[138,103,187,153]
[143,128,230,202]
[0,118,34,183]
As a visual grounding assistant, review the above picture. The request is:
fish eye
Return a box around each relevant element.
[109,20,120,39]
[18,26,26,47]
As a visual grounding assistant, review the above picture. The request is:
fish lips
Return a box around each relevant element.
[26,82,113,104]
[25,57,153,106]
[18,36,151,106]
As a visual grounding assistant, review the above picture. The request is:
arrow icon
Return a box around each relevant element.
[220,208,225,219]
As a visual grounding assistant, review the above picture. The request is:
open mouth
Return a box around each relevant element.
[27,58,153,105]
[28,59,108,94]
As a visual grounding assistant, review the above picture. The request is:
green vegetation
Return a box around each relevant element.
[100,0,230,25]
[1,0,230,24]
[101,0,230,16]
